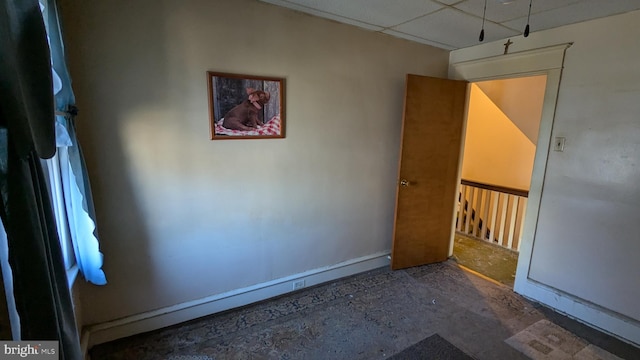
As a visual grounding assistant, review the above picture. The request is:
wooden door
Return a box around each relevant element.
[391,75,468,270]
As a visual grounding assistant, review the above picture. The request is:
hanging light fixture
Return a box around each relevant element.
[479,0,487,42]
[478,0,533,42]
[524,0,533,37]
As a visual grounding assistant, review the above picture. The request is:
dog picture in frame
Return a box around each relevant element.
[207,72,285,140]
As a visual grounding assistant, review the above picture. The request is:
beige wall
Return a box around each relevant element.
[461,84,537,190]
[59,0,448,327]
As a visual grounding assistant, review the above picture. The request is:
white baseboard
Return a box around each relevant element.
[84,251,390,349]
[515,278,640,347]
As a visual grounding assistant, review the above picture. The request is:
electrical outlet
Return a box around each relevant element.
[554,137,566,152]
[293,280,305,290]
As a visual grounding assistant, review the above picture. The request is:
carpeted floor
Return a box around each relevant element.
[90,261,639,360]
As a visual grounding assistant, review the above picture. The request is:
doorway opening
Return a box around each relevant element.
[452,75,547,288]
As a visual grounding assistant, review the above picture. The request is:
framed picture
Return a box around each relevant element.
[207,71,285,140]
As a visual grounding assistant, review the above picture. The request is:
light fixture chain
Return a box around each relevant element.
[479,0,487,42]
[524,0,533,37]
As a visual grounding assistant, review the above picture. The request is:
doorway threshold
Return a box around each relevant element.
[451,234,518,288]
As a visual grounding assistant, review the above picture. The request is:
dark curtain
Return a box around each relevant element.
[0,0,82,358]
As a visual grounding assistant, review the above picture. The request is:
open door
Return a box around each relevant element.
[391,75,468,270]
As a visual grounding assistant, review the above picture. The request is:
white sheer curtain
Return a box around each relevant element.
[40,0,106,285]
[0,217,20,338]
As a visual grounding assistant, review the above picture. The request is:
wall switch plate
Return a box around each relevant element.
[554,137,566,152]
[293,280,305,290]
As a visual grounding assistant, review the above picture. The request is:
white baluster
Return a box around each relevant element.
[507,196,519,250]
[497,194,508,246]
[489,191,499,244]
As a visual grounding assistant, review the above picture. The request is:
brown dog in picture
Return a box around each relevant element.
[222,88,271,131]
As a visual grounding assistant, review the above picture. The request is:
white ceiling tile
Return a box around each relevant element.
[392,8,519,49]
[502,0,640,32]
[260,0,384,31]
[382,29,457,50]
[455,0,582,23]
[499,16,527,33]
[260,0,640,50]
[434,0,465,5]
[274,0,444,28]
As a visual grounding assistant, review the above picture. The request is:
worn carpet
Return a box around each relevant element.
[90,261,638,360]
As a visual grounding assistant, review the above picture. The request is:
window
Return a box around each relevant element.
[42,151,79,285]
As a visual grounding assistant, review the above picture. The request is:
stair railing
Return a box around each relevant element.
[456,179,528,252]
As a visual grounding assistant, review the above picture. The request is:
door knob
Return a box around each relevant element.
[400,179,411,187]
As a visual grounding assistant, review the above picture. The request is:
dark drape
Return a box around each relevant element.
[0,0,82,358]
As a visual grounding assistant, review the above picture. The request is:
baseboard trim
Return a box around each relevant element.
[84,251,390,349]
[515,278,640,347]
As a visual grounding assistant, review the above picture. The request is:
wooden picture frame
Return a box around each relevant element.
[207,71,285,140]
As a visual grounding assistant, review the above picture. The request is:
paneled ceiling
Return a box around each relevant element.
[259,0,640,50]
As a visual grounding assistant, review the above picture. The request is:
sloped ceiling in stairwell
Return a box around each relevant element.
[462,84,536,190]
[475,76,546,144]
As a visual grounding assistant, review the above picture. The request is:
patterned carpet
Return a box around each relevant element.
[90,261,638,360]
